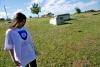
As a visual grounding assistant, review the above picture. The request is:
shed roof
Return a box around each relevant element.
[56,13,70,16]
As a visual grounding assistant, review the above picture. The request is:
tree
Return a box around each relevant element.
[6,18,11,21]
[47,12,54,17]
[30,3,41,18]
[0,18,5,21]
[75,7,81,13]
[29,16,32,18]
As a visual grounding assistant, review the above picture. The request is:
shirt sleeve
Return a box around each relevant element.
[4,29,13,50]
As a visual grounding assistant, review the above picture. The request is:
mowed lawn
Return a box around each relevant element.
[0,12,100,67]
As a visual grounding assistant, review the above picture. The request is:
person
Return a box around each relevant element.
[4,12,38,67]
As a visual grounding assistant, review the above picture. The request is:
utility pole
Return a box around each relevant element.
[4,5,8,19]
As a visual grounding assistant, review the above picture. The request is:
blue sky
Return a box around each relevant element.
[0,0,100,18]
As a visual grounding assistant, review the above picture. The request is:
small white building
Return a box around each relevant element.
[50,14,70,25]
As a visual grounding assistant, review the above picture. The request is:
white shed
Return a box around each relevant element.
[49,14,70,25]
[57,14,70,21]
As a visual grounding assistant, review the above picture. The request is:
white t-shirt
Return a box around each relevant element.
[4,27,37,67]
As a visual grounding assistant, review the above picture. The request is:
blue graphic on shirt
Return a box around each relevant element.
[18,30,27,40]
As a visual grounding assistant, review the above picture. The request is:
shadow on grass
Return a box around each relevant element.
[78,30,83,32]
[93,13,100,15]
[56,19,74,26]
[61,19,73,25]
[63,22,72,24]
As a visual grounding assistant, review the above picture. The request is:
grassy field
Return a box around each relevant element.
[0,12,100,67]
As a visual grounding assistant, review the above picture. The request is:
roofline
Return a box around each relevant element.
[55,13,70,16]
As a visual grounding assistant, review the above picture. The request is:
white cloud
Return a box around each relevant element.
[31,0,44,4]
[13,9,23,15]
[0,12,6,18]
[45,0,58,6]
[27,5,32,11]
[28,0,99,16]
[41,0,75,15]
[55,0,67,5]
[9,9,25,19]
[74,0,99,8]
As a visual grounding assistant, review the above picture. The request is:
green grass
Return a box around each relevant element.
[0,12,100,67]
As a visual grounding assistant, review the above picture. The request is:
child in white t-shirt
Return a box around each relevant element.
[4,12,37,67]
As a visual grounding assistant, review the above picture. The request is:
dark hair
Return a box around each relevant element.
[14,12,26,22]
[10,12,27,28]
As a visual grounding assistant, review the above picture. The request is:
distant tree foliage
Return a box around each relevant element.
[47,12,54,17]
[0,18,5,21]
[85,9,96,13]
[29,16,32,18]
[6,18,11,21]
[30,3,41,18]
[41,12,54,17]
[75,7,81,13]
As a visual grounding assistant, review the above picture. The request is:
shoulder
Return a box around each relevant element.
[23,27,28,31]
[22,27,30,33]
[6,28,13,35]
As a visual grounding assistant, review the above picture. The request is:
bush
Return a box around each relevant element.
[0,18,5,21]
[6,18,11,21]
[85,10,96,12]
[75,7,81,13]
[29,16,32,18]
